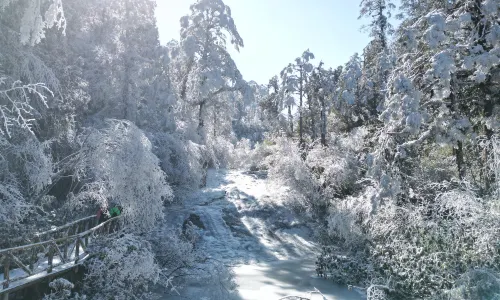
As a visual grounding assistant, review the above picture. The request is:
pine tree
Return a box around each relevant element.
[175,0,248,140]
[359,0,396,116]
[280,49,315,148]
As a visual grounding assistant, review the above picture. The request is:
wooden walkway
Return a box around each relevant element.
[0,215,121,299]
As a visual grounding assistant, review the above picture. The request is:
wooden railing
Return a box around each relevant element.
[0,216,121,293]
[34,216,98,242]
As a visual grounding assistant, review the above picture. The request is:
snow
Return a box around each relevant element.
[234,259,362,300]
[161,169,363,300]
[0,233,95,294]
[1,249,77,282]
[0,253,88,294]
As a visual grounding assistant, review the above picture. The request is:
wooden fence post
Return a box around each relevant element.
[74,238,80,264]
[29,247,36,273]
[63,228,70,260]
[52,242,66,264]
[47,245,54,273]
[84,220,89,247]
[2,255,10,289]
[63,239,69,261]
[106,221,110,234]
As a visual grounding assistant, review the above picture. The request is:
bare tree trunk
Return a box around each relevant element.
[481,83,495,192]
[308,93,316,140]
[198,101,205,138]
[122,0,136,123]
[449,75,466,179]
[378,1,386,50]
[299,69,304,148]
[320,95,327,147]
[213,107,217,138]
[455,141,466,180]
[484,100,494,191]
[288,104,293,136]
[180,58,194,101]
[123,58,131,119]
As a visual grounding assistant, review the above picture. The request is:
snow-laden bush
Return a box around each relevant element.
[251,140,275,166]
[327,186,376,249]
[0,129,53,223]
[369,187,500,298]
[309,145,360,197]
[229,138,252,169]
[206,135,234,168]
[43,278,86,300]
[447,269,500,300]
[229,138,275,171]
[267,130,363,217]
[74,120,172,232]
[148,226,236,299]
[316,246,371,286]
[317,187,377,286]
[83,234,160,300]
[267,137,319,213]
[317,132,500,299]
[149,132,206,199]
[319,184,500,298]
[148,227,202,277]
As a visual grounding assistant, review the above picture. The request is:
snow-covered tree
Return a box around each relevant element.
[77,0,160,123]
[378,0,500,184]
[0,0,68,245]
[359,0,396,115]
[0,0,66,46]
[309,63,342,146]
[280,49,315,147]
[359,0,395,49]
[259,76,283,133]
[333,53,367,131]
[175,0,249,140]
[318,1,500,297]
[74,120,172,232]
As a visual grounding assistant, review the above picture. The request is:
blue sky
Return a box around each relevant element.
[155,0,386,84]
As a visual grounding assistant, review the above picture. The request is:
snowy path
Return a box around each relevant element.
[234,259,360,300]
[161,169,363,300]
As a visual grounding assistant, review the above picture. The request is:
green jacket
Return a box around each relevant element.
[109,206,121,217]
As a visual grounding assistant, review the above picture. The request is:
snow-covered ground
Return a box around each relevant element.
[234,259,361,300]
[161,169,363,300]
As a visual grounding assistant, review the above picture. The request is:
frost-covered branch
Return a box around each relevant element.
[0,81,52,137]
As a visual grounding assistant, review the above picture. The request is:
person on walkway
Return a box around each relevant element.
[96,207,108,224]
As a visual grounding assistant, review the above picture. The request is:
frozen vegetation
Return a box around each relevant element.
[1,0,499,299]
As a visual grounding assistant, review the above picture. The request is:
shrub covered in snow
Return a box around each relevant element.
[43,278,86,300]
[267,130,364,218]
[149,132,206,199]
[319,183,500,298]
[148,226,202,277]
[447,269,500,300]
[83,234,160,300]
[148,225,237,299]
